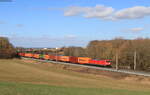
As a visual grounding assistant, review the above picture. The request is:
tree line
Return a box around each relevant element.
[0,37,16,58]
[2,35,150,71]
[64,38,150,71]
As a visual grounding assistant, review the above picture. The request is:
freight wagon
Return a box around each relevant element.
[44,54,50,60]
[49,55,55,60]
[59,56,70,62]
[33,54,40,59]
[78,57,91,64]
[24,53,33,58]
[39,54,44,59]
[70,56,78,63]
[70,57,91,64]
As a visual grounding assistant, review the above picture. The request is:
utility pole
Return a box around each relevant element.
[134,50,137,70]
[56,47,58,62]
[116,51,119,70]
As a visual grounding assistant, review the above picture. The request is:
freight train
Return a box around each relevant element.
[18,53,112,67]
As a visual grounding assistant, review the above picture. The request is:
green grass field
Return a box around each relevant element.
[0,59,150,95]
[1,82,150,95]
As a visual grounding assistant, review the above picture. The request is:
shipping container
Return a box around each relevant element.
[59,56,70,62]
[54,56,61,61]
[44,54,49,60]
[24,53,28,57]
[69,56,78,63]
[39,54,44,59]
[78,57,91,64]
[24,53,33,58]
[33,54,40,59]
[49,55,55,60]
[22,53,25,56]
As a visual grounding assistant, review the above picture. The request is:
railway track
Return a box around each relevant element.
[22,57,150,77]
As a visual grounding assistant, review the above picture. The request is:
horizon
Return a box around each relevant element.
[10,37,150,48]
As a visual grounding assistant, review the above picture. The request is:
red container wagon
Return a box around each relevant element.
[54,56,61,61]
[53,55,57,61]
[21,53,25,57]
[29,53,34,58]
[78,57,91,64]
[49,55,55,60]
[21,53,25,56]
[70,56,78,63]
[24,53,33,58]
[18,53,25,57]
[44,54,50,60]
[59,56,70,62]
[18,53,21,56]
[24,53,28,57]
[33,54,40,59]
[89,59,111,66]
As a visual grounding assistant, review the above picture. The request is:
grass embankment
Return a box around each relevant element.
[0,59,150,95]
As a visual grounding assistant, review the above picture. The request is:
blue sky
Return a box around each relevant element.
[0,0,150,48]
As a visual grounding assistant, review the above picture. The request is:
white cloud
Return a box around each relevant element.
[123,27,144,32]
[64,5,150,20]
[64,5,114,19]
[64,6,83,16]
[83,5,114,18]
[130,27,144,32]
[114,6,150,20]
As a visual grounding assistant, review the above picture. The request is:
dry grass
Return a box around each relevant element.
[0,59,150,92]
